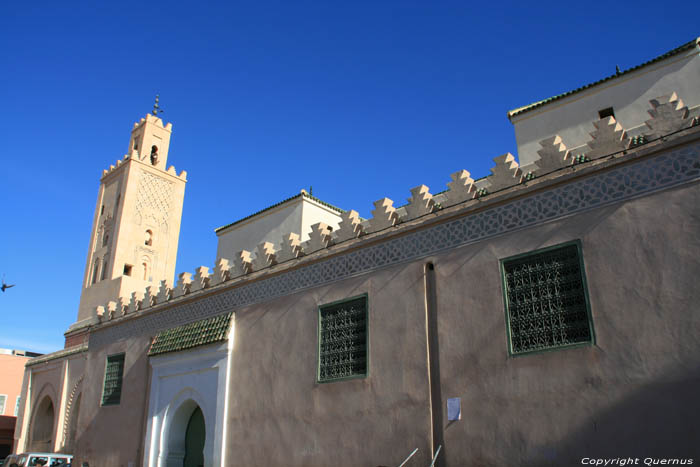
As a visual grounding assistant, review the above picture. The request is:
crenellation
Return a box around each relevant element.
[333,210,364,243]
[276,233,302,263]
[367,198,399,233]
[178,170,188,180]
[156,280,171,303]
[167,166,177,176]
[529,135,571,174]
[106,301,118,320]
[143,286,157,310]
[252,242,277,271]
[645,93,693,139]
[303,223,333,253]
[229,250,253,278]
[128,291,144,314]
[485,153,522,192]
[445,170,476,206]
[190,267,210,293]
[404,185,435,220]
[586,116,630,159]
[209,259,231,287]
[93,305,105,323]
[117,296,130,317]
[172,272,192,298]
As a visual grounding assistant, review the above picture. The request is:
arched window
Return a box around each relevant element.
[145,230,153,246]
[150,145,159,166]
[91,259,100,285]
[103,232,110,247]
[101,255,110,281]
[143,262,149,281]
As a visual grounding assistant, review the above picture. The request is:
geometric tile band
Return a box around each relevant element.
[90,142,700,348]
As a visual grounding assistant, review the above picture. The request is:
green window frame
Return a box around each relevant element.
[500,240,595,356]
[317,294,369,383]
[101,353,125,405]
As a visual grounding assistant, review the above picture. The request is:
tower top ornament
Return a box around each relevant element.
[152,95,163,117]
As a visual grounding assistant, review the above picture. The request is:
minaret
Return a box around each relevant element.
[73,100,187,325]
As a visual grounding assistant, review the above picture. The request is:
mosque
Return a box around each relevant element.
[12,37,700,466]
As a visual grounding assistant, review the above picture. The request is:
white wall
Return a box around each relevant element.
[215,196,342,262]
[143,333,233,467]
[511,45,700,166]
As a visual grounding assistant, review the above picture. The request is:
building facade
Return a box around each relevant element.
[13,37,700,466]
[0,349,41,459]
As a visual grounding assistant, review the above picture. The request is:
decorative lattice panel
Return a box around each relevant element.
[102,354,125,405]
[502,242,593,355]
[318,296,368,382]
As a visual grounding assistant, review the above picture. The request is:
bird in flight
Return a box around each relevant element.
[1,276,15,292]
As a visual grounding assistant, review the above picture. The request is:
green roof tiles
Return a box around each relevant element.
[214,191,345,233]
[149,312,233,356]
[507,37,699,119]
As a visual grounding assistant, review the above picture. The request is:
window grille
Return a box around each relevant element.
[0,395,6,415]
[318,295,368,382]
[501,241,594,355]
[102,353,125,405]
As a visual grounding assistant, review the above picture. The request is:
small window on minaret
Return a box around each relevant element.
[145,230,153,246]
[92,259,100,285]
[123,264,133,276]
[133,140,139,150]
[101,256,109,281]
[142,263,149,281]
[101,205,105,215]
[598,107,615,119]
[150,145,159,166]
[103,233,109,247]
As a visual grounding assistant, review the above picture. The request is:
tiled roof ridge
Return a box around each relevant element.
[507,36,699,119]
[148,312,233,356]
[214,191,344,234]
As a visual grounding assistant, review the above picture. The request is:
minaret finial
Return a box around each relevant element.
[152,94,163,116]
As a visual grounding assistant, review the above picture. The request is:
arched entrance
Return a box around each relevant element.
[29,396,54,452]
[164,399,206,467]
[183,407,205,467]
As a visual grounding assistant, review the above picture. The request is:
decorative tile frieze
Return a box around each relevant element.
[89,139,700,348]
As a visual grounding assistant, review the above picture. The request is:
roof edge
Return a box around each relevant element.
[507,36,699,120]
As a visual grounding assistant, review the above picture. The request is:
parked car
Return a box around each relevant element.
[5,453,72,467]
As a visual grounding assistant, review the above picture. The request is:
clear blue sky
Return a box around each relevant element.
[1,1,697,353]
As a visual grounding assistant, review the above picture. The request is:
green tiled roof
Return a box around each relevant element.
[215,191,345,233]
[149,312,233,356]
[507,37,699,119]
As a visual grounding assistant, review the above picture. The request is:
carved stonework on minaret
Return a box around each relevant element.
[134,171,173,226]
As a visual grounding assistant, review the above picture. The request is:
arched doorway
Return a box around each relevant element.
[183,407,205,467]
[29,396,54,452]
[164,399,206,467]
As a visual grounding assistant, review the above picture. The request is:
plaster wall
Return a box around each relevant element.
[512,47,700,166]
[225,262,434,467]
[0,354,31,417]
[15,360,63,453]
[216,197,341,262]
[433,180,700,465]
[71,335,152,467]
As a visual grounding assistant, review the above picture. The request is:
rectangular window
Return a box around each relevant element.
[0,394,6,415]
[102,353,125,405]
[318,294,368,383]
[501,240,594,356]
[15,396,20,416]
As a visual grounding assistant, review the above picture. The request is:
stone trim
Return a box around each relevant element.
[26,344,88,367]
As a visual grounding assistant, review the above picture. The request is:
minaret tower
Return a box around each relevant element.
[73,100,187,325]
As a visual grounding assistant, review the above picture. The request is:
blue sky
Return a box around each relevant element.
[1,1,697,353]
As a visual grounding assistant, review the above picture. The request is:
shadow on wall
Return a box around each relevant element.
[523,365,700,466]
[71,342,150,467]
